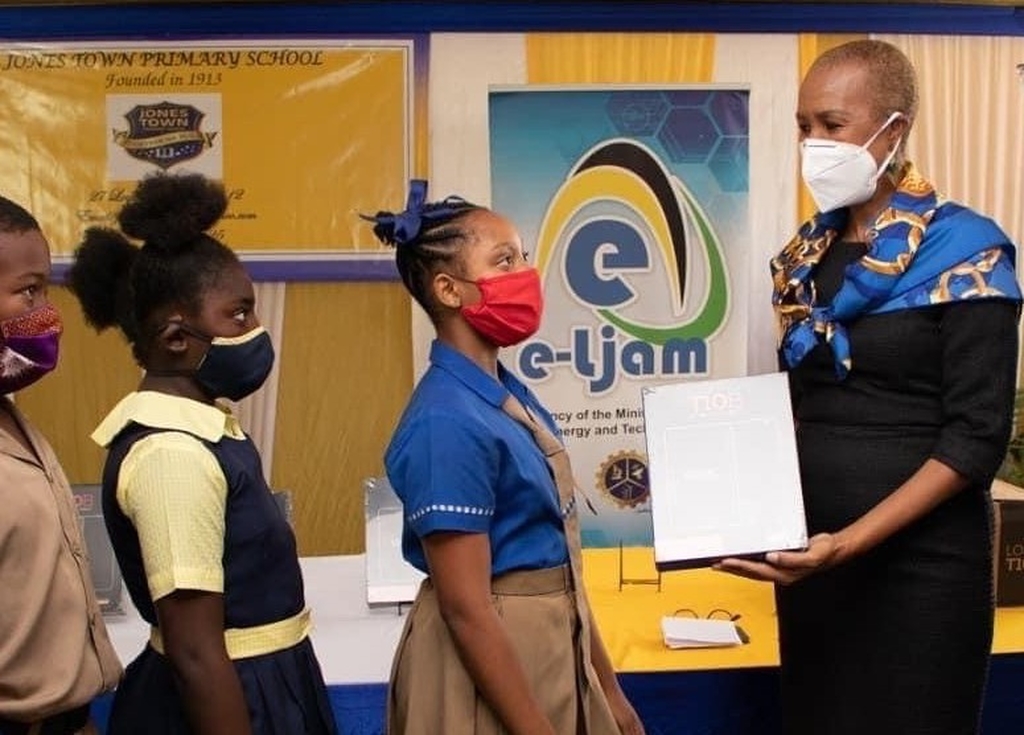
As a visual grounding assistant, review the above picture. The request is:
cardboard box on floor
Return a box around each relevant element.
[993,479,1024,607]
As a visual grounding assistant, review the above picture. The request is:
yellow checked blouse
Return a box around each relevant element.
[91,391,243,602]
[91,391,310,659]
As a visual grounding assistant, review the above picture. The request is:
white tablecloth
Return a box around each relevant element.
[102,555,406,685]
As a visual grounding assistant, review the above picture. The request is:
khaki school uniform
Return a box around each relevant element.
[0,399,122,727]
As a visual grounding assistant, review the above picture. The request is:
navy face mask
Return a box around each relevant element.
[179,324,275,401]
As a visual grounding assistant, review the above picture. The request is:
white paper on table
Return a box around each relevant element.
[660,616,745,649]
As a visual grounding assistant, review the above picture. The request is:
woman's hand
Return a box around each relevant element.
[716,460,972,587]
[713,533,842,586]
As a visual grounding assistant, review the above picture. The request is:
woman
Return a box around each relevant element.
[366,180,644,735]
[717,40,1022,734]
[68,173,338,735]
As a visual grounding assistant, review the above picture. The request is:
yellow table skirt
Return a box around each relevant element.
[583,547,1024,674]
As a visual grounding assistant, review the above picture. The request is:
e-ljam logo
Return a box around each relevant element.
[517,137,730,396]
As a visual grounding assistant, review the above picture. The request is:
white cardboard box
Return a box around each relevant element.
[642,372,808,570]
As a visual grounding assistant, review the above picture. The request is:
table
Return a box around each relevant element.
[584,547,1024,668]
[94,550,1024,734]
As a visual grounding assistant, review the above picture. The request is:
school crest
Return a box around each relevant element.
[112,101,218,170]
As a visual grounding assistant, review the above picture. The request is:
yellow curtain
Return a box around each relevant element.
[16,286,140,483]
[526,33,715,84]
[796,34,868,223]
[271,282,412,556]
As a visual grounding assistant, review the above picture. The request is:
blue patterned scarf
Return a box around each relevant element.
[771,163,1021,378]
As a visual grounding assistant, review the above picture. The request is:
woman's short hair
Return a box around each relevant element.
[811,39,919,124]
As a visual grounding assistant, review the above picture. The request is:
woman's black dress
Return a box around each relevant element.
[776,241,1019,735]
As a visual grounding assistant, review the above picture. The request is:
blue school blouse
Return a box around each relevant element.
[385,340,570,576]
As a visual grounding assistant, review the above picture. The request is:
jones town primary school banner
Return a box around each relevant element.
[0,39,426,278]
[490,86,750,547]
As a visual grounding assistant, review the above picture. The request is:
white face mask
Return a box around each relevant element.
[800,112,903,213]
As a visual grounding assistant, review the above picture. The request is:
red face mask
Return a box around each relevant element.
[459,267,544,347]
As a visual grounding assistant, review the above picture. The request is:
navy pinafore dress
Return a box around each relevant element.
[101,422,338,735]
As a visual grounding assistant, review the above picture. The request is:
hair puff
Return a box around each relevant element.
[118,172,227,252]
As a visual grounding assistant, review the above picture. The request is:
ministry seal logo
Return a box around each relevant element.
[113,101,218,170]
[596,450,649,508]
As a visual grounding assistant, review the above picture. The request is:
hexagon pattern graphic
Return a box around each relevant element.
[597,90,749,194]
[606,91,670,137]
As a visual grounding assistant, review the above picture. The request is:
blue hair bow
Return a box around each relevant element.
[389,179,428,245]
[362,179,473,246]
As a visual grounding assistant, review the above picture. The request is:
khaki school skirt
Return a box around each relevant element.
[387,565,619,735]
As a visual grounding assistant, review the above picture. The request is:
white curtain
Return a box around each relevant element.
[877,34,1024,253]
[713,34,800,377]
[230,281,287,479]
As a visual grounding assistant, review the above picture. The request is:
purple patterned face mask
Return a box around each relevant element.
[0,302,62,394]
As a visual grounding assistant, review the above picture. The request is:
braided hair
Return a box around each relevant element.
[364,180,482,322]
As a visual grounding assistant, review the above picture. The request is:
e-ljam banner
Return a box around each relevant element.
[0,40,428,280]
[489,87,750,547]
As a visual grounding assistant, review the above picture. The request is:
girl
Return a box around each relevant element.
[366,180,644,735]
[69,173,338,735]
